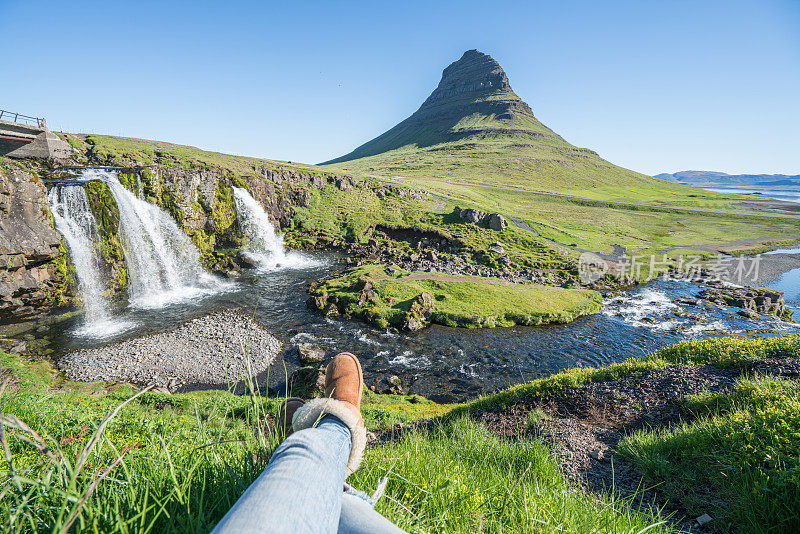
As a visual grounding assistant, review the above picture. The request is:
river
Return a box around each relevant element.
[38,257,798,402]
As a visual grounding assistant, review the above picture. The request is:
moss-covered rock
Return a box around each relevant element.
[83,181,128,294]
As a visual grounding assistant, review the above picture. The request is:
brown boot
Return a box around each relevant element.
[324,352,363,425]
[276,397,305,441]
[291,352,368,477]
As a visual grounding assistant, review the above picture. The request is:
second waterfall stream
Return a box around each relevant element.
[232,186,321,270]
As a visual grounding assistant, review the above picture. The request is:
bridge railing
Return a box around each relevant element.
[0,110,46,128]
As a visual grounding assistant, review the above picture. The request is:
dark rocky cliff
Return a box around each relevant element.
[0,163,66,318]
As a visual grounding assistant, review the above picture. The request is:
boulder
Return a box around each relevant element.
[489,242,505,254]
[322,302,340,317]
[358,288,379,305]
[460,208,486,224]
[306,294,327,310]
[488,213,508,231]
[404,316,425,332]
[403,291,436,331]
[297,343,326,365]
[238,250,261,267]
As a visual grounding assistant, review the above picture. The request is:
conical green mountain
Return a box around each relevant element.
[323,50,677,198]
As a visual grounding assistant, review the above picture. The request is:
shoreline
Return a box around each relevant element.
[723,251,800,286]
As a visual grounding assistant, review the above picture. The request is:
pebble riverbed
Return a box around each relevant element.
[58,310,282,391]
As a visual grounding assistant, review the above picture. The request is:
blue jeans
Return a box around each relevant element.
[213,416,406,534]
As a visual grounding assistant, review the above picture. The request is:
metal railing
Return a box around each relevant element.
[0,110,46,128]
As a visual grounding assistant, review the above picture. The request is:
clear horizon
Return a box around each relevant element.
[2,0,798,176]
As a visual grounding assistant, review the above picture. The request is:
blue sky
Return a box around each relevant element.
[2,0,798,175]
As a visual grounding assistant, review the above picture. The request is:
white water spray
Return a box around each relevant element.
[81,168,228,309]
[232,187,321,270]
[47,185,129,337]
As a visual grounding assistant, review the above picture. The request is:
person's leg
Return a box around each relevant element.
[212,415,351,534]
[338,491,408,534]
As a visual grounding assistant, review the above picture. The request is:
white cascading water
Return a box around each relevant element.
[81,168,227,309]
[47,185,130,337]
[232,186,320,270]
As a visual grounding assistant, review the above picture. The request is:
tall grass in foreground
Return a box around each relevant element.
[0,378,281,533]
[0,376,674,533]
[352,416,672,533]
[620,376,800,533]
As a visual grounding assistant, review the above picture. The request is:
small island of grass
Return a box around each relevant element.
[308,264,604,330]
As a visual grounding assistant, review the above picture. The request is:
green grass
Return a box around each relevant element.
[350,415,670,533]
[620,376,800,533]
[286,182,572,270]
[85,135,327,179]
[0,351,671,533]
[311,264,603,329]
[4,334,800,532]
[392,180,800,256]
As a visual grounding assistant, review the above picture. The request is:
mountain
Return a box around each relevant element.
[657,171,800,188]
[322,49,681,197]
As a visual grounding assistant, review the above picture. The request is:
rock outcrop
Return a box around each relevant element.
[697,285,794,322]
[453,206,508,231]
[0,164,65,318]
[0,153,346,318]
[403,291,436,331]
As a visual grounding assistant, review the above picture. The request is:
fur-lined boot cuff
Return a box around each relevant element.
[292,398,366,476]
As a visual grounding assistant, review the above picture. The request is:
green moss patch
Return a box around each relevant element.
[311,264,603,329]
[83,180,128,293]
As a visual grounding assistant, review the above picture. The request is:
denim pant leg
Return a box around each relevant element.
[213,415,351,534]
[338,492,408,534]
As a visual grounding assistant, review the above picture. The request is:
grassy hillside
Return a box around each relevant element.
[71,133,800,260]
[410,179,800,256]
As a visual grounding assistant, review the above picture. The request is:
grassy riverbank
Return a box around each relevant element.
[2,334,799,532]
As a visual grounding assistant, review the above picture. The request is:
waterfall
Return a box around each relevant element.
[80,168,227,309]
[232,187,320,270]
[47,185,129,337]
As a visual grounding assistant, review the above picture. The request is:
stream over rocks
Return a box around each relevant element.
[25,169,800,401]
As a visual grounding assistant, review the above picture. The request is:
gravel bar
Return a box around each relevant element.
[58,310,282,391]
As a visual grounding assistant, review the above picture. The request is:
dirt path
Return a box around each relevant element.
[441,180,800,220]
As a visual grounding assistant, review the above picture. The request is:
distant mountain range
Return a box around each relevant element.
[656,171,800,188]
